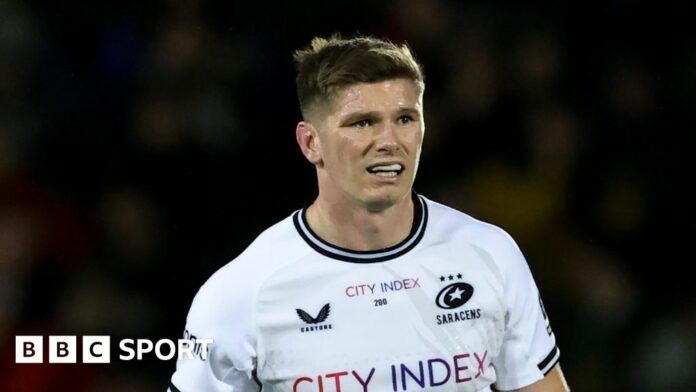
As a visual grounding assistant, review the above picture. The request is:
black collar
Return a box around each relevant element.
[293,193,428,263]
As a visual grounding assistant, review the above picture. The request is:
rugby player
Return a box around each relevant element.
[169,35,570,392]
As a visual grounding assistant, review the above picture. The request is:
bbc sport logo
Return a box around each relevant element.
[15,335,213,364]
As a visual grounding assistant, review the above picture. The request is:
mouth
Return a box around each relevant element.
[366,163,405,178]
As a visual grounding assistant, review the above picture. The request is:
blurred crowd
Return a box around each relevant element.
[1,1,694,390]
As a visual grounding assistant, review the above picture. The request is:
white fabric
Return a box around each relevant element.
[170,195,558,391]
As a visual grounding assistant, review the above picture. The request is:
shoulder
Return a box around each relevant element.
[186,212,310,324]
[421,195,537,304]
[422,195,522,257]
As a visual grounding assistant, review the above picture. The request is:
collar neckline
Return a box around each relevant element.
[293,192,428,263]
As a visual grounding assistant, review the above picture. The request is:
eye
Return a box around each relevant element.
[353,119,372,128]
[397,115,415,125]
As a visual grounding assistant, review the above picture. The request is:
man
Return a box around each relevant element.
[169,35,570,391]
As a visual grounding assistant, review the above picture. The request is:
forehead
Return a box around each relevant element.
[330,78,423,117]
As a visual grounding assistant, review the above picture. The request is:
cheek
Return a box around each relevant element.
[324,138,356,173]
[404,129,424,152]
[334,136,362,159]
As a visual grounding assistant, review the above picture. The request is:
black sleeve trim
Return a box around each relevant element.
[252,368,263,391]
[168,382,182,392]
[537,345,560,375]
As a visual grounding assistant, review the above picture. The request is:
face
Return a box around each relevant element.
[301,78,425,210]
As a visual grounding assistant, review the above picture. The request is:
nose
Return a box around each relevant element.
[374,123,399,153]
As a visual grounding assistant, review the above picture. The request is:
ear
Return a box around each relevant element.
[296,121,323,166]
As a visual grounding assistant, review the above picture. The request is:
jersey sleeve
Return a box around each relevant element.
[490,230,560,391]
[169,267,260,392]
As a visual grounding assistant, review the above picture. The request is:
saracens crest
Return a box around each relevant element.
[435,282,474,310]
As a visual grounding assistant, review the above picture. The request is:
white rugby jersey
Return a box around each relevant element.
[169,194,560,392]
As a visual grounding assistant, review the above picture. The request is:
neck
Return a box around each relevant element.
[306,192,415,251]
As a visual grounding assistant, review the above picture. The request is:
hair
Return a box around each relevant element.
[293,34,425,120]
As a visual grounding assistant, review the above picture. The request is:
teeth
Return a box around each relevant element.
[371,164,402,172]
[375,171,397,177]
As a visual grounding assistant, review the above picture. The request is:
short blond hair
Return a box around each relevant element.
[293,34,425,120]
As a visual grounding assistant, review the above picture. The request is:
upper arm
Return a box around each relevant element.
[169,271,259,392]
[510,364,570,392]
[487,229,562,390]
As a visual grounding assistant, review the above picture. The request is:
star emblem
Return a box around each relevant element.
[448,275,454,281]
[449,287,465,300]
[440,276,445,282]
[457,273,462,279]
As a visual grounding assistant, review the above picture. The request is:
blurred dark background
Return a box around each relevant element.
[1,0,694,390]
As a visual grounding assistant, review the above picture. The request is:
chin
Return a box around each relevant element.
[360,188,408,212]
